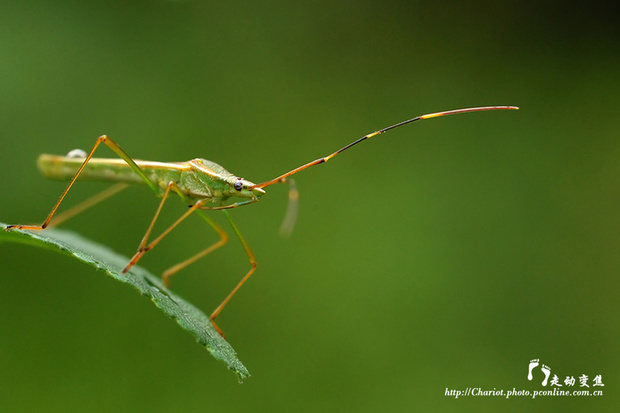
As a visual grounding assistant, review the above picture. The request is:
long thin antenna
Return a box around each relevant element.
[252,105,518,190]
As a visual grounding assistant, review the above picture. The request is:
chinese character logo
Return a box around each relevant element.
[527,359,604,388]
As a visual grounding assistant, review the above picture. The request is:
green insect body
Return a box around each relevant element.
[37,154,264,205]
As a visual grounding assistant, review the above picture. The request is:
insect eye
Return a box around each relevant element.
[234,180,243,191]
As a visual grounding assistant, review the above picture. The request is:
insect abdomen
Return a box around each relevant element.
[37,154,157,186]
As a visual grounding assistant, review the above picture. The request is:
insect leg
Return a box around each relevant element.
[209,210,257,337]
[47,183,130,228]
[122,181,205,274]
[6,135,159,231]
[199,198,259,210]
[279,178,298,237]
[161,212,229,287]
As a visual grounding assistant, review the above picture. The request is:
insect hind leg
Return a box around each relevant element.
[6,135,159,231]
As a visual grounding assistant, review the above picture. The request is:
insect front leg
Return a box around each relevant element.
[199,198,259,211]
[279,178,298,237]
[209,210,257,338]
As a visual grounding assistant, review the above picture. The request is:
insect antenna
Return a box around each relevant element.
[251,105,518,190]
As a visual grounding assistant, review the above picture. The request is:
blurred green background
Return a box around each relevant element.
[1,1,618,411]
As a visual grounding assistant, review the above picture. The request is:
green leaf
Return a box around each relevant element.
[0,222,250,382]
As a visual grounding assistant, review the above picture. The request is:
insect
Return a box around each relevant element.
[6,105,518,336]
